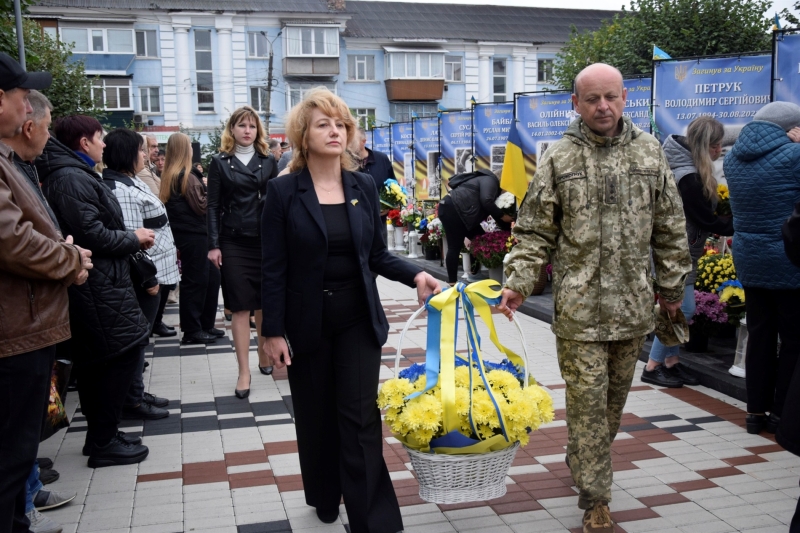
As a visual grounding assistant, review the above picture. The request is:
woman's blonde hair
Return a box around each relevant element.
[686,116,724,201]
[160,132,194,203]
[219,106,269,156]
[284,87,357,172]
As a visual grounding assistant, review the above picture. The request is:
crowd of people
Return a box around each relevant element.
[2,48,800,533]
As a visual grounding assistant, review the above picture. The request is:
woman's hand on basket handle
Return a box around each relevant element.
[414,271,441,307]
[262,336,291,369]
[498,288,524,321]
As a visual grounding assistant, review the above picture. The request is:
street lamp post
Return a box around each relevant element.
[14,0,25,69]
[261,30,282,135]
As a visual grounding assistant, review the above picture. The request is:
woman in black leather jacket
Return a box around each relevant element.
[207,106,278,397]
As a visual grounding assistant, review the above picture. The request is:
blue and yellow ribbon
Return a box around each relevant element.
[407,280,526,453]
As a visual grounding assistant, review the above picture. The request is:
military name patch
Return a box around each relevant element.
[629,166,659,176]
[556,171,587,183]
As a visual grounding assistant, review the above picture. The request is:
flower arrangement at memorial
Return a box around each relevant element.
[400,203,423,227]
[469,230,512,269]
[380,178,408,208]
[715,184,731,216]
[388,209,404,227]
[693,250,745,330]
[419,215,444,248]
[495,192,517,217]
[378,358,554,451]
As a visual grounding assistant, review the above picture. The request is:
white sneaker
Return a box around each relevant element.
[26,509,62,533]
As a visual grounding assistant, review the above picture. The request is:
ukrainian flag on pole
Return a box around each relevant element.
[500,122,528,203]
[653,45,671,60]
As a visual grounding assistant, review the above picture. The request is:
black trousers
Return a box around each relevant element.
[154,283,176,327]
[438,200,483,283]
[77,348,139,448]
[0,346,54,533]
[287,286,402,533]
[174,232,221,335]
[126,285,160,407]
[744,287,800,416]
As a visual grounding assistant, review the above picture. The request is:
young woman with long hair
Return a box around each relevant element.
[207,106,278,398]
[161,133,222,347]
[641,116,733,388]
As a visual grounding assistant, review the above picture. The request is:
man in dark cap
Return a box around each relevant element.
[0,53,92,533]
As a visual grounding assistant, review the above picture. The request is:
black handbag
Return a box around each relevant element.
[129,249,158,288]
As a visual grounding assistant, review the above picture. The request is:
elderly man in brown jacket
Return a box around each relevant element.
[0,54,91,533]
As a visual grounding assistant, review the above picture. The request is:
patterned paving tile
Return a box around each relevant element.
[37,277,800,533]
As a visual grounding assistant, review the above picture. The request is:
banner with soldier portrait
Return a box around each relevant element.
[515,92,573,179]
[473,102,514,177]
[438,110,473,188]
[774,32,800,106]
[412,117,440,200]
[623,77,652,133]
[391,122,414,198]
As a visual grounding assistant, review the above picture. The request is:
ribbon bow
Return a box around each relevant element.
[407,279,526,453]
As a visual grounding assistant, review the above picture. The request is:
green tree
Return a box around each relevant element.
[554,0,773,89]
[781,1,799,25]
[0,16,100,120]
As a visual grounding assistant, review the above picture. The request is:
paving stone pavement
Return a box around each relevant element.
[37,277,799,533]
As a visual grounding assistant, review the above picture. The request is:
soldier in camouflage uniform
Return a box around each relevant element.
[499,63,691,533]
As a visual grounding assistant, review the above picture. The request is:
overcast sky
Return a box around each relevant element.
[350,0,797,22]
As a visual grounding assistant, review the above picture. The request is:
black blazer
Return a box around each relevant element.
[260,168,421,354]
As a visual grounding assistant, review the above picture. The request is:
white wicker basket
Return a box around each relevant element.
[393,303,531,504]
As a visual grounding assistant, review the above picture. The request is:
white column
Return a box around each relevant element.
[216,15,235,118]
[172,21,193,127]
[512,48,527,95]
[478,47,493,103]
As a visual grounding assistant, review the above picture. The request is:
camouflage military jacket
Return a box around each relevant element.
[505,116,691,342]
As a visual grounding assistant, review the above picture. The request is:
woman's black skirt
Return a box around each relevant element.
[219,235,261,312]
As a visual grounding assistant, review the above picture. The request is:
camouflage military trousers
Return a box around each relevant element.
[556,336,646,510]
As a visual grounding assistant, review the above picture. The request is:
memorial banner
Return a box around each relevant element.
[774,32,800,106]
[391,122,414,198]
[515,92,573,179]
[653,55,771,137]
[473,102,514,176]
[365,129,373,151]
[623,77,652,133]
[439,110,473,186]
[372,126,391,159]
[412,117,441,200]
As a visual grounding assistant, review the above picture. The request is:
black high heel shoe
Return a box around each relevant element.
[746,413,766,434]
[259,366,273,376]
[235,376,251,399]
[765,413,781,434]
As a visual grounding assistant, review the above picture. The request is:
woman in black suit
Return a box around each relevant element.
[261,88,440,533]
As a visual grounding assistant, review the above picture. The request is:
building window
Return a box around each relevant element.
[493,58,507,102]
[250,86,268,113]
[194,30,214,112]
[92,78,132,110]
[61,28,88,52]
[347,55,375,81]
[285,26,338,57]
[445,55,462,82]
[389,103,437,123]
[386,52,444,79]
[287,82,336,108]
[60,28,133,53]
[248,32,268,58]
[140,87,160,113]
[538,59,554,83]
[351,108,375,129]
[136,30,157,57]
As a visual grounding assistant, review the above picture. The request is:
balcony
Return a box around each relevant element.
[384,79,445,101]
[282,57,339,77]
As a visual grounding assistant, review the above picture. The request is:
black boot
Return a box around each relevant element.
[641,365,683,388]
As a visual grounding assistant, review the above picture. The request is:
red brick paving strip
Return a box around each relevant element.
[183,460,228,485]
[136,471,183,483]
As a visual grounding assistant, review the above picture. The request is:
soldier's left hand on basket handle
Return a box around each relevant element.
[262,336,291,369]
[657,294,681,319]
[414,271,442,307]
[498,288,524,321]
